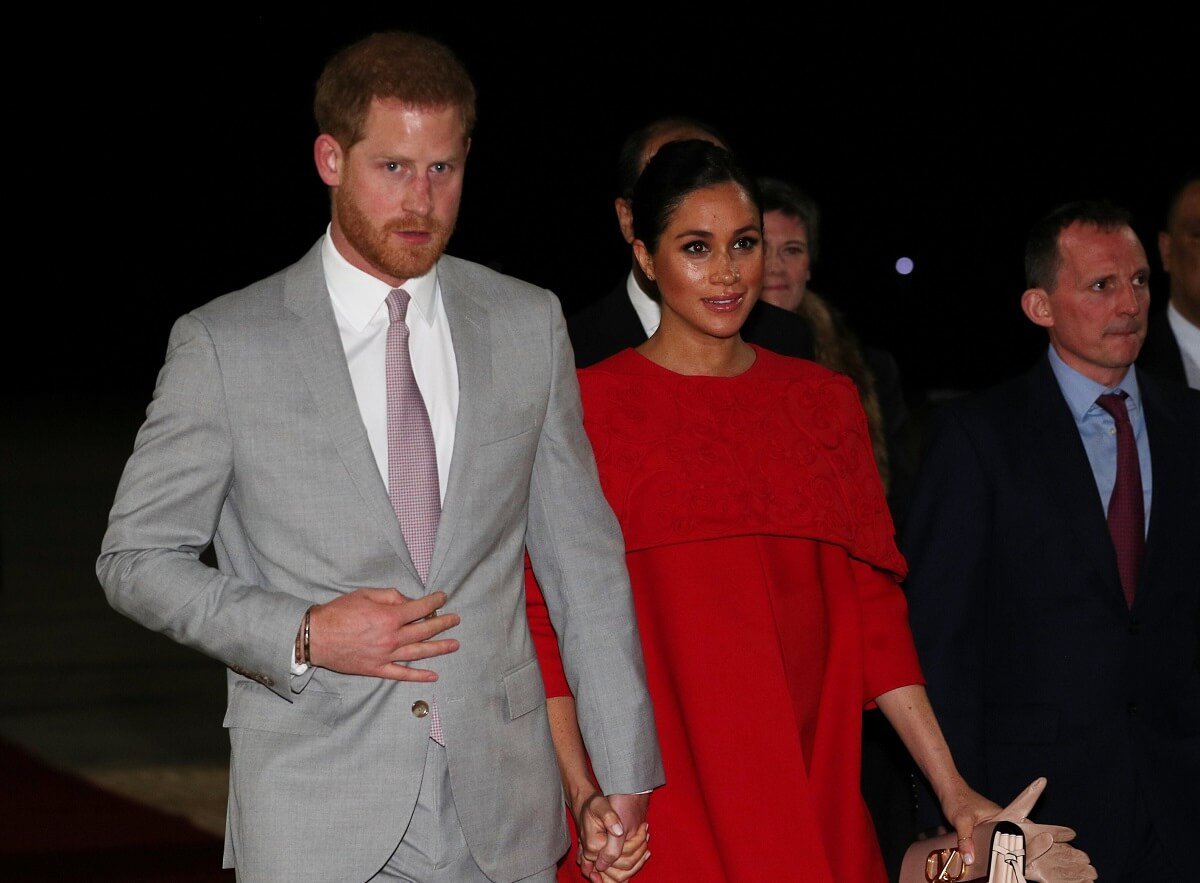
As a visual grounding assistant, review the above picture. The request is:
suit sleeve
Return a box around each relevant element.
[523,294,664,796]
[96,313,312,698]
[899,404,993,828]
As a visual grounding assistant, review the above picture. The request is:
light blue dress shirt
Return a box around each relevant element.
[1047,346,1152,535]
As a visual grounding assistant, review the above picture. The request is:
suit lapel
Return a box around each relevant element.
[282,242,420,580]
[1026,359,1128,612]
[427,256,491,588]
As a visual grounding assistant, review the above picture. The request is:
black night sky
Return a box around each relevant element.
[35,9,1197,407]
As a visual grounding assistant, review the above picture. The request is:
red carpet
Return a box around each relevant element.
[0,738,233,881]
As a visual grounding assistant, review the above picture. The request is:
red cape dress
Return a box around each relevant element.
[526,345,923,883]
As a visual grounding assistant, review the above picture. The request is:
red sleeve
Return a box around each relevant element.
[523,550,572,698]
[854,558,925,707]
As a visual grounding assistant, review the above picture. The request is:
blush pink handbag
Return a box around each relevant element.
[898,779,1097,883]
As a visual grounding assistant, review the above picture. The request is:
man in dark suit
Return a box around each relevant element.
[566,116,813,367]
[901,200,1200,882]
[1139,172,1199,388]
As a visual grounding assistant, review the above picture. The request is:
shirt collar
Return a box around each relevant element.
[321,226,440,331]
[1167,299,1200,354]
[625,269,662,333]
[1047,344,1142,422]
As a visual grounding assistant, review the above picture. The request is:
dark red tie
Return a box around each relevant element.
[1095,392,1143,608]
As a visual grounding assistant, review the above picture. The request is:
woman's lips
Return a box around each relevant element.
[701,295,745,313]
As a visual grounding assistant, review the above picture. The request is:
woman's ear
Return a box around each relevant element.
[633,240,655,281]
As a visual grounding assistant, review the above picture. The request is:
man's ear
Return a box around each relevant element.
[615,198,635,246]
[633,240,655,280]
[1021,288,1054,328]
[314,134,343,187]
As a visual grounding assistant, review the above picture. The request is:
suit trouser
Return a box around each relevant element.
[1109,778,1178,882]
[371,739,556,883]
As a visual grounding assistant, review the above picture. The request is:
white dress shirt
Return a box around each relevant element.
[322,230,459,497]
[625,270,661,338]
[1166,300,1200,390]
[292,230,459,673]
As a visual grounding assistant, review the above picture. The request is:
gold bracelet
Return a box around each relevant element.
[302,606,313,666]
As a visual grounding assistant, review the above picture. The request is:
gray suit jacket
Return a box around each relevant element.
[97,241,663,882]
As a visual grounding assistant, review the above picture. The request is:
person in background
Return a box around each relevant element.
[757,176,915,527]
[529,139,1006,883]
[901,199,1200,882]
[1139,171,1200,388]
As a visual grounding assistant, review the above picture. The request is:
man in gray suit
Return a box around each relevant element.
[97,31,662,883]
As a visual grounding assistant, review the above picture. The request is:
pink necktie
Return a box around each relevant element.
[1095,392,1143,608]
[386,288,444,744]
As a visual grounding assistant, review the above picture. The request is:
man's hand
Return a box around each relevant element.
[575,791,650,883]
[592,792,649,875]
[306,589,459,679]
[595,822,650,882]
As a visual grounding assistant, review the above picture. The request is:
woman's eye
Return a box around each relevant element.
[683,241,710,255]
[735,236,761,250]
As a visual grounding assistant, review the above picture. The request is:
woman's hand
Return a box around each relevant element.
[874,685,1002,867]
[936,777,1002,869]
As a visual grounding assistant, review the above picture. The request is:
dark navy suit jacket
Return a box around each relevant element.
[901,356,1200,878]
[1137,308,1188,386]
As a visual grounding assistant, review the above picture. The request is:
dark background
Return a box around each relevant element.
[35,9,1197,407]
[1,11,1191,866]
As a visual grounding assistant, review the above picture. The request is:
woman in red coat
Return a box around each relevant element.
[526,139,999,883]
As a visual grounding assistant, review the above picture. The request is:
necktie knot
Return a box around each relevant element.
[386,288,411,324]
[1095,391,1131,424]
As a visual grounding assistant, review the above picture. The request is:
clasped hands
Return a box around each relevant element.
[572,790,650,883]
[305,588,460,678]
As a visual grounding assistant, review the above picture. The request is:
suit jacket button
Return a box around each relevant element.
[1127,702,1138,716]
[1128,620,1140,635]
[412,700,430,718]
